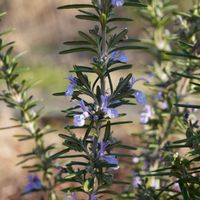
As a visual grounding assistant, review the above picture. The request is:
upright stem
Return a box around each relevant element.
[90,1,109,196]
[100,1,107,95]
[101,27,107,59]
[3,69,57,200]
[92,121,102,158]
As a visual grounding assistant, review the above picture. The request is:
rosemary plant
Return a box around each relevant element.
[129,0,200,199]
[1,1,199,200]
[0,12,58,200]
[53,0,147,199]
[154,3,200,199]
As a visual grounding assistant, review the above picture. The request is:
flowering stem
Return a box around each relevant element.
[0,49,57,199]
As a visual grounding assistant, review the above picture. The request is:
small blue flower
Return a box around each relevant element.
[90,193,99,200]
[101,155,118,165]
[101,95,119,118]
[74,114,86,127]
[99,141,118,166]
[73,100,89,127]
[79,99,88,113]
[132,175,142,188]
[110,50,128,63]
[111,0,125,7]
[129,76,148,88]
[65,75,77,96]
[106,108,119,118]
[140,105,152,124]
[134,90,146,105]
[129,76,148,105]
[23,175,43,194]
[160,101,168,110]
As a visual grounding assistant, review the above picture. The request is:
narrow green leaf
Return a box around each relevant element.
[50,148,70,160]
[103,121,111,141]
[174,104,200,109]
[178,180,190,200]
[63,40,90,45]
[60,47,97,54]
[108,64,133,73]
[78,31,97,47]
[110,45,147,53]
[83,121,94,144]
[76,15,99,22]
[108,17,133,23]
[58,4,96,9]
[115,144,136,150]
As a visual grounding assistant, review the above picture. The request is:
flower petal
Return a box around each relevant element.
[73,114,85,127]
[79,100,88,113]
[101,155,118,165]
[111,51,128,63]
[106,108,119,118]
[65,84,75,96]
[111,0,124,7]
[23,175,42,194]
[140,113,149,124]
[134,90,146,105]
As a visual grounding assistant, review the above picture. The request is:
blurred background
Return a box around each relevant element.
[0,0,193,199]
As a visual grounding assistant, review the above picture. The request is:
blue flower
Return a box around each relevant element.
[160,101,168,110]
[129,76,148,105]
[111,0,125,7]
[129,76,148,88]
[23,175,43,194]
[73,100,89,127]
[110,50,128,63]
[134,90,146,105]
[74,114,86,127]
[101,155,118,165]
[140,105,152,124]
[65,75,77,96]
[132,175,142,188]
[90,193,99,200]
[101,95,119,118]
[99,141,118,166]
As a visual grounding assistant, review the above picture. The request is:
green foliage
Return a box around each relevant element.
[52,1,148,199]
[0,12,59,200]
[128,0,200,199]
[0,1,200,200]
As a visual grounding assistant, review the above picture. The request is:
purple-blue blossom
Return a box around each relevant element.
[90,193,99,200]
[110,50,128,63]
[65,75,77,96]
[111,0,125,7]
[129,76,148,105]
[74,115,86,127]
[160,101,168,110]
[99,141,118,166]
[132,175,142,188]
[140,105,152,124]
[73,100,89,127]
[101,95,119,118]
[134,90,146,105]
[23,175,43,194]
[132,157,140,164]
